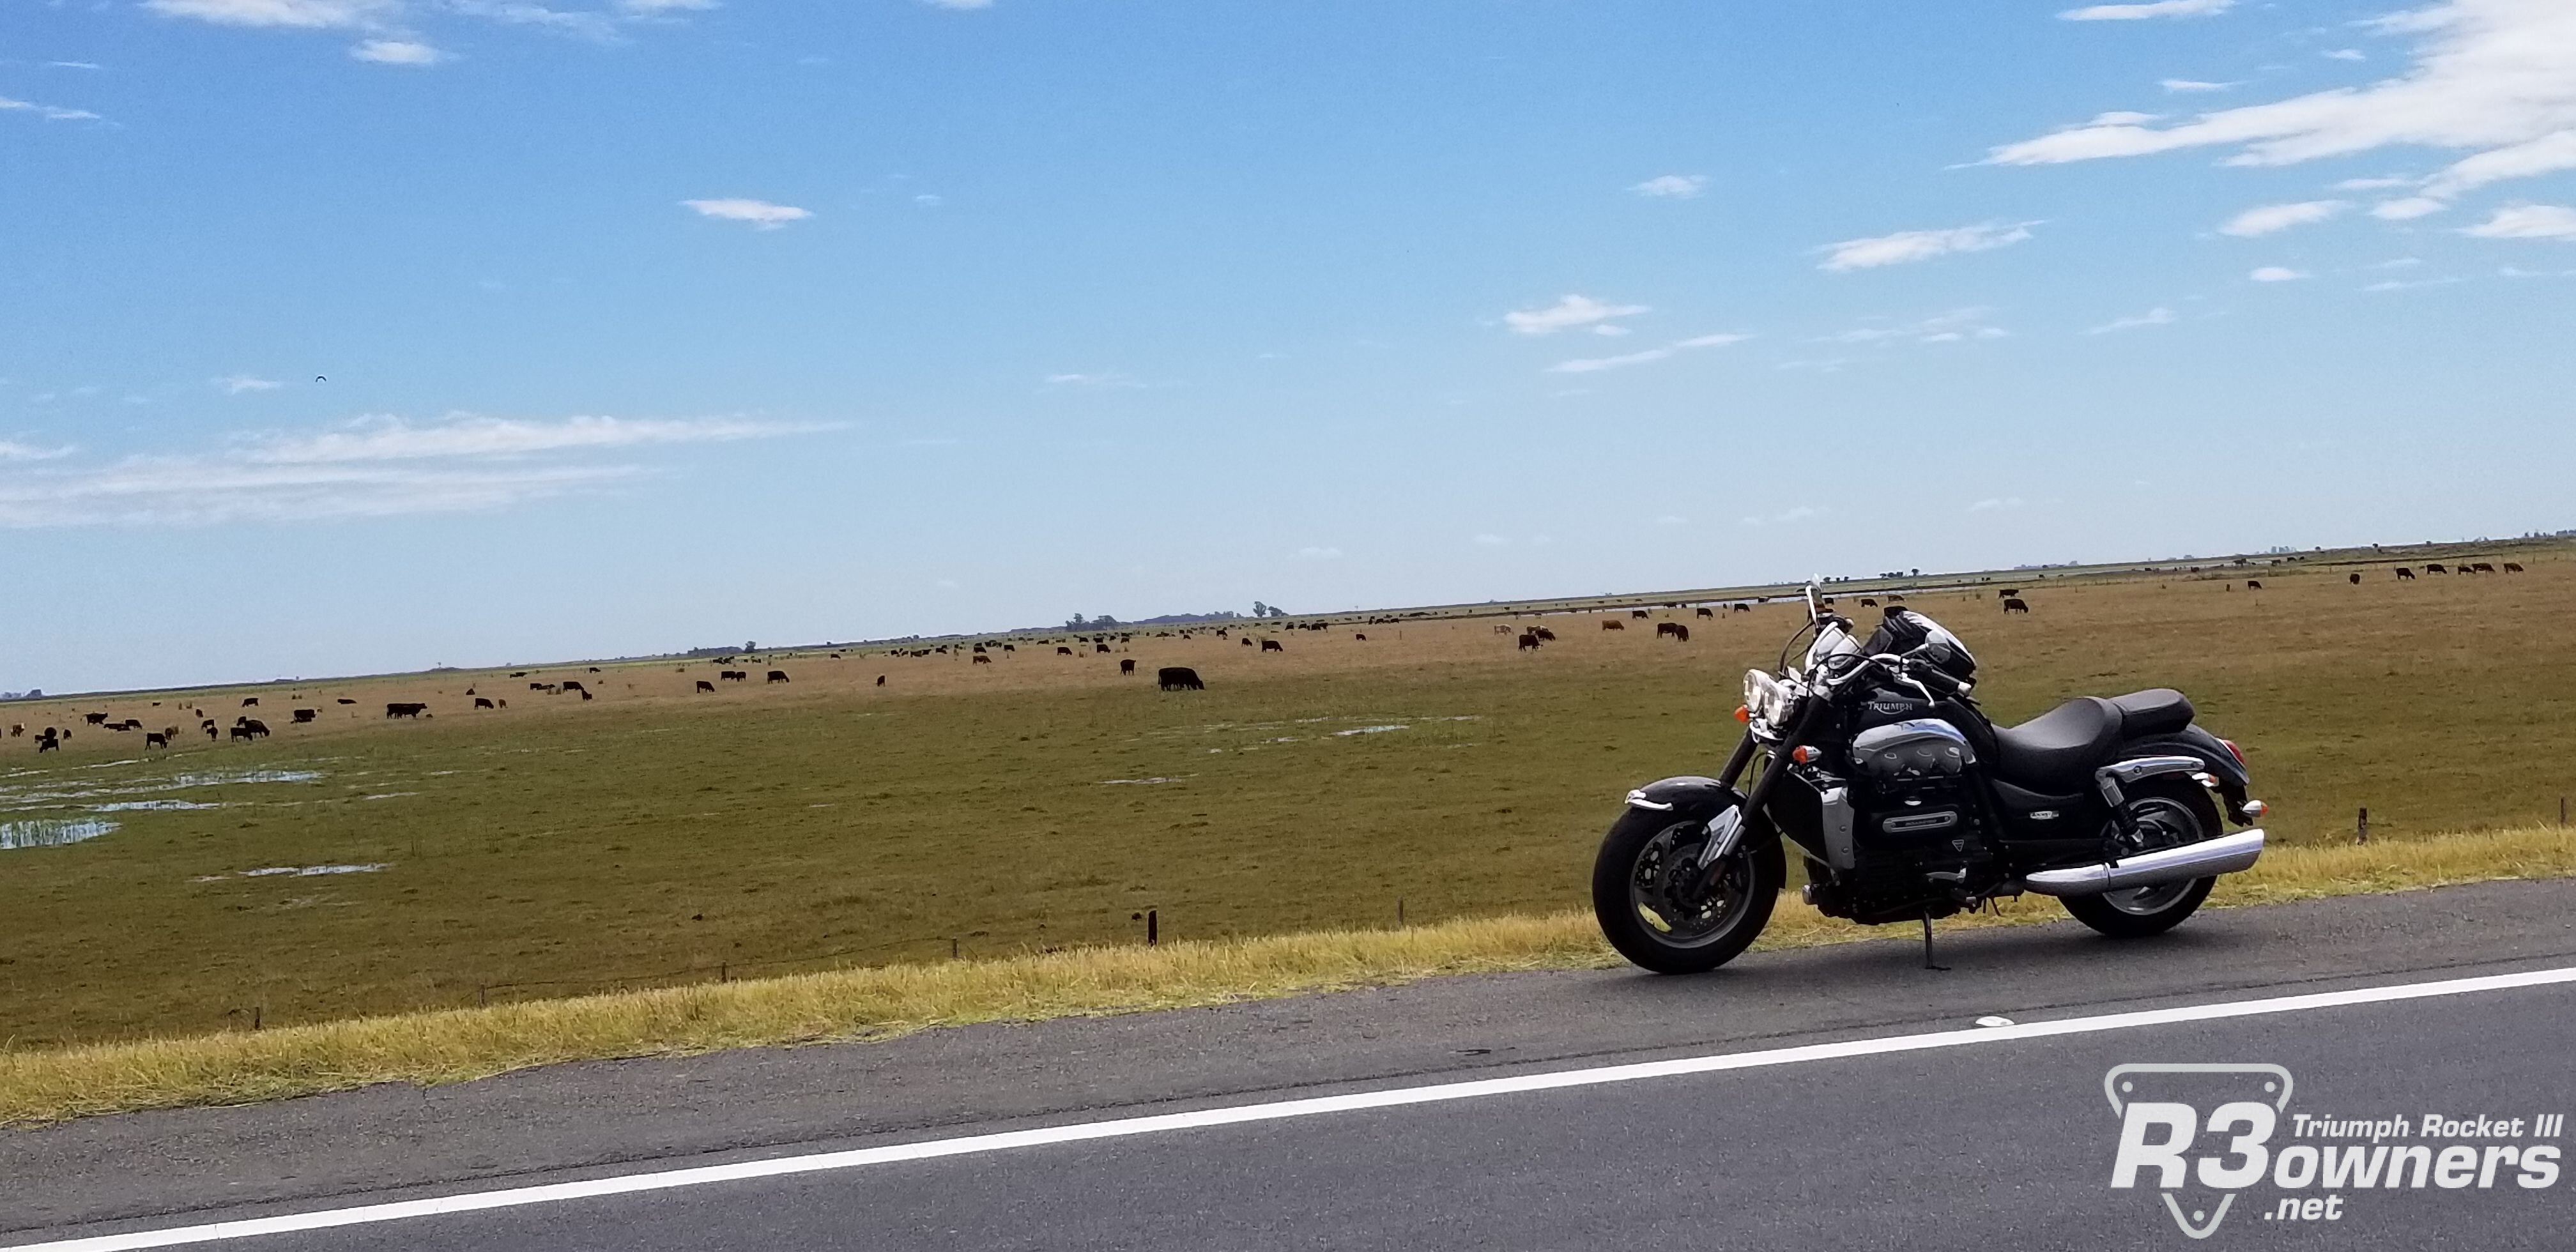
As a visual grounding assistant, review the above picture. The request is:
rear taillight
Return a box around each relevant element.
[2219,738,2246,767]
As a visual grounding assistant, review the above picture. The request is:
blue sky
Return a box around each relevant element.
[4,0,2573,692]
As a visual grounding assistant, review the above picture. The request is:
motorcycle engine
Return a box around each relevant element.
[1805,718,1997,923]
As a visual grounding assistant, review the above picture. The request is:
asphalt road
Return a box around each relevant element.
[13,878,2576,1250]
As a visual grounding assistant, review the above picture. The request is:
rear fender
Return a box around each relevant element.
[2122,728,2258,824]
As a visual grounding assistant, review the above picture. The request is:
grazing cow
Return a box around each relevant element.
[112,719,143,731]
[1494,625,1514,636]
[1120,658,1137,675]
[2426,563,2448,574]
[228,725,257,742]
[2505,562,2526,573]
[560,680,587,695]
[1095,643,1112,655]
[510,671,528,677]
[2246,580,2263,590]
[1354,633,1367,641]
[242,698,258,707]
[1656,622,1690,642]
[1630,609,1649,620]
[2397,568,2416,580]
[337,698,356,705]
[1534,627,1558,641]
[204,724,218,741]
[2350,573,2363,585]
[1240,637,1254,647]
[83,712,109,726]
[1057,646,1073,656]
[973,653,993,665]
[291,708,317,724]
[1997,589,2021,599]
[1602,619,1625,631]
[876,675,886,687]
[1859,598,1878,608]
[972,645,986,654]
[1887,594,1906,603]
[1261,639,1285,653]
[696,680,716,693]
[238,719,271,738]
[1696,607,1714,619]
[2473,562,2497,574]
[145,731,169,749]
[721,670,748,682]
[530,682,551,691]
[766,670,790,683]
[2002,598,2030,615]
[385,703,427,719]
[38,729,63,752]
[1518,632,1541,651]
[1003,644,1015,653]
[474,698,495,709]
[588,666,601,673]
[1157,666,1206,691]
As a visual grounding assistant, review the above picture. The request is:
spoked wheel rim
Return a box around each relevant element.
[2100,795,2203,915]
[1626,818,1758,949]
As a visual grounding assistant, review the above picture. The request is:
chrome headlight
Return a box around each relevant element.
[1743,669,1793,724]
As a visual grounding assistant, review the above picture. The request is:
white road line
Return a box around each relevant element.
[16,963,2576,1251]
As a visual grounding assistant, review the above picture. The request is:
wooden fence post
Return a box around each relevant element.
[2357,807,2369,845]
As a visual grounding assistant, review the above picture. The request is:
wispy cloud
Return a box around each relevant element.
[2218,199,2345,236]
[1825,308,2007,344]
[681,197,811,229]
[351,38,446,65]
[2087,306,2177,334]
[0,441,76,462]
[0,413,834,528]
[0,95,103,123]
[2250,266,2309,282]
[2460,203,2576,240]
[2322,48,2367,62]
[2372,197,2450,219]
[2060,0,2232,19]
[2160,79,2235,93]
[215,374,282,395]
[1041,372,1147,389]
[1816,222,2036,271]
[1504,294,1648,335]
[1966,496,2027,512]
[1741,505,1825,527]
[1545,332,1749,374]
[144,0,394,29]
[922,0,995,8]
[1629,174,1708,199]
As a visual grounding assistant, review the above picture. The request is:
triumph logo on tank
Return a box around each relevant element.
[2103,1064,2564,1239]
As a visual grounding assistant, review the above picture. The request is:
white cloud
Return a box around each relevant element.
[2373,196,2450,219]
[913,193,944,207]
[1986,0,2576,226]
[2250,266,2309,281]
[215,375,282,395]
[2363,275,2467,291]
[1629,174,1708,199]
[351,38,446,65]
[681,197,811,229]
[2087,306,2177,333]
[1545,331,1749,374]
[2460,203,2576,239]
[1041,372,1145,389]
[1967,497,2027,512]
[144,0,394,28]
[1591,324,1632,337]
[1825,308,2007,344]
[1291,546,1343,561]
[0,95,104,123]
[1655,514,1687,525]
[2161,79,2236,93]
[922,0,992,8]
[1472,533,1508,546]
[1741,505,1825,527]
[47,61,105,70]
[1816,222,2036,271]
[1504,294,1648,335]
[447,1,618,40]
[620,0,717,11]
[243,413,838,463]
[2335,176,2415,190]
[2060,0,2232,19]
[0,441,75,462]
[2322,48,2367,61]
[2218,199,2346,236]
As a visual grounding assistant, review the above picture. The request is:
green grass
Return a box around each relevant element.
[3,543,2572,1047]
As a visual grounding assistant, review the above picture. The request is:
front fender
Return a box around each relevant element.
[1624,775,1751,827]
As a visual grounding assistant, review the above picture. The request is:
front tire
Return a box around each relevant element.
[2058,779,2223,939]
[1591,807,1783,973]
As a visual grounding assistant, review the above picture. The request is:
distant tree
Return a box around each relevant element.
[1068,613,1087,628]
[1252,601,1268,618]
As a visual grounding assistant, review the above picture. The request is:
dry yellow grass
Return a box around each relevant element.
[4,823,2570,1127]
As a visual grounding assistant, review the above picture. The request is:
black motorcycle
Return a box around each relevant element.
[1591,585,2269,973]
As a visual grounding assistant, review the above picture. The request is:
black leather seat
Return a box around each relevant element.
[1991,697,2124,791]
[1991,689,2196,791]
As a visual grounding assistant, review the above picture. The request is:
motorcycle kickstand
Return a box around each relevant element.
[1919,911,1948,972]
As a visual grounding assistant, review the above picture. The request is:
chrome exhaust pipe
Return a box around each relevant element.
[2022,829,2266,897]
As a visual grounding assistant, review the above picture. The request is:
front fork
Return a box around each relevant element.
[1694,708,1816,872]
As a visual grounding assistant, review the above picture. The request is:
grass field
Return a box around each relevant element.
[3,540,2572,1048]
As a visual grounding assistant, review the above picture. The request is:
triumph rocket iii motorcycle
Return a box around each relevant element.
[1591,585,2269,973]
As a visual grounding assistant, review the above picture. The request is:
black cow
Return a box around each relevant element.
[2397,568,2416,580]
[875,675,886,687]
[766,670,790,683]
[1261,639,1284,653]
[1157,666,1206,691]
[385,703,427,719]
[1057,646,1073,655]
[1732,604,1751,615]
[588,666,602,673]
[1859,598,1878,607]
[559,681,587,695]
[38,729,63,752]
[1656,622,1689,641]
[1354,633,1366,641]
[2504,562,2526,573]
[696,680,716,693]
[2426,563,2448,574]
[2350,573,2363,585]
[1517,632,1541,651]
[1240,637,1254,646]
[2246,580,2263,590]
[337,697,356,705]
[2473,562,2497,574]
[475,698,495,709]
[242,698,258,707]
[83,712,109,726]
[510,671,528,677]
[1997,589,2021,599]
[291,708,317,724]
[144,731,169,749]
[238,719,271,738]
[1534,627,1558,641]
[1119,659,1137,675]
[204,724,218,740]
[1696,607,1714,618]
[2002,598,2030,615]
[1630,609,1648,619]
[1094,643,1111,655]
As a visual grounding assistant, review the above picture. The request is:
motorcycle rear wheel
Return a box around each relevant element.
[2058,779,2222,939]
[1591,807,1783,973]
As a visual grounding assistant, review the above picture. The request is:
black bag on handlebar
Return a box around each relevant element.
[1861,606,1979,685]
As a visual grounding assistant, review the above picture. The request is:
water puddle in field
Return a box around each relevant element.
[0,818,118,851]
[225,863,389,879]
[1334,724,1409,736]
[1101,775,1192,786]
[89,800,226,812]
[360,791,417,801]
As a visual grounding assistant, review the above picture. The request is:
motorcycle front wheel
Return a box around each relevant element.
[1591,806,1783,973]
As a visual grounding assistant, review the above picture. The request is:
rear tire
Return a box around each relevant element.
[2058,779,2222,939]
[1591,807,1783,973]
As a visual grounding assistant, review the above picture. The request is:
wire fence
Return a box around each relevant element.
[471,933,969,1006]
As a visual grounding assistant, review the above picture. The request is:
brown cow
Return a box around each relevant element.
[973,653,992,665]
[1696,606,1713,618]
[2504,562,2526,573]
[1518,632,1540,651]
[1602,619,1625,630]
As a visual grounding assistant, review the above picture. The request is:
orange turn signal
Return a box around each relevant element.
[1734,705,1752,723]
[1790,745,1818,764]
